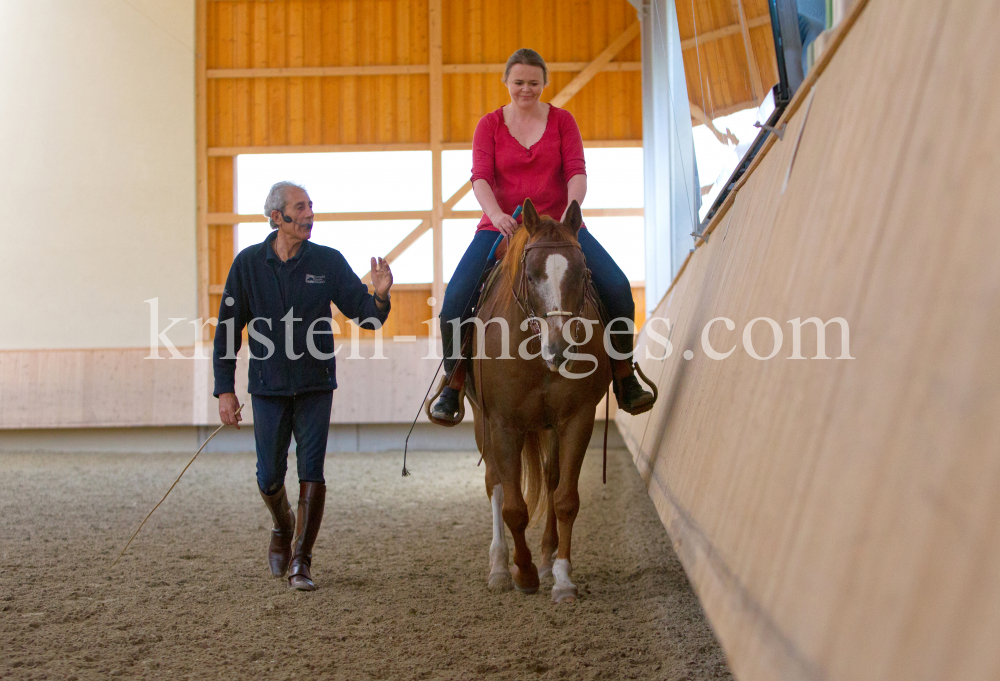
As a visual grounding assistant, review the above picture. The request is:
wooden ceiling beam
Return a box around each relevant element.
[549,21,641,108]
[680,14,770,51]
[206,65,430,78]
[207,211,432,225]
[736,0,765,105]
[206,140,642,156]
[208,143,429,156]
[207,62,641,79]
[443,62,640,74]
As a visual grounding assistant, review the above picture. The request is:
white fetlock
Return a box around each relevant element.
[551,558,577,603]
[487,483,512,592]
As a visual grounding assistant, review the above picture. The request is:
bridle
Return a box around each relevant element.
[512,238,593,336]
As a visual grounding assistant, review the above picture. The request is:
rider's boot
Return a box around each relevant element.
[430,330,466,424]
[259,485,295,577]
[611,333,656,415]
[288,481,326,591]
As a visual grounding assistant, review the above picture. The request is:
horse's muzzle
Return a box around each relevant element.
[544,344,567,372]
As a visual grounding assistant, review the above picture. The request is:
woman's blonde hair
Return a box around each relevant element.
[503,48,548,86]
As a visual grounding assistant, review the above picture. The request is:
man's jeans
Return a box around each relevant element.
[251,390,333,496]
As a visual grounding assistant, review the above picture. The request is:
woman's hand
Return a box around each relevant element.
[490,211,518,239]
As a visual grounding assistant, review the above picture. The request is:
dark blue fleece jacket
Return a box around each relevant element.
[213,230,390,397]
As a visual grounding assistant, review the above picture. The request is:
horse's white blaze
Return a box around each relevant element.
[489,483,508,573]
[541,254,569,331]
[552,558,574,591]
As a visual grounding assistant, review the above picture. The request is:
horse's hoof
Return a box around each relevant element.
[538,564,553,580]
[488,570,514,592]
[511,564,539,594]
[552,586,578,603]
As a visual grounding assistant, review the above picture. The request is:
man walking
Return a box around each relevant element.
[213,181,393,591]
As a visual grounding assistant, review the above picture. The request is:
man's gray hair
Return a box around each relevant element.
[264,181,307,229]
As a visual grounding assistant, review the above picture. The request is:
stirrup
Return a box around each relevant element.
[614,362,659,416]
[426,375,466,427]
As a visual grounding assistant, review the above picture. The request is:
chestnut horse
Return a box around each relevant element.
[465,199,611,603]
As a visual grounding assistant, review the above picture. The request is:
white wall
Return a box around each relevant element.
[0,0,196,349]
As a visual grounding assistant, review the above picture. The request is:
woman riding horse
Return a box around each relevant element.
[431,48,655,422]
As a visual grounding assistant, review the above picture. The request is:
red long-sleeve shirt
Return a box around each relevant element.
[471,105,587,232]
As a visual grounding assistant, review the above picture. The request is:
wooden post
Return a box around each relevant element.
[736,0,764,106]
[196,0,209,323]
[429,0,444,327]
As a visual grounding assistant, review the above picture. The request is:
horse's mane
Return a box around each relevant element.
[490,218,580,315]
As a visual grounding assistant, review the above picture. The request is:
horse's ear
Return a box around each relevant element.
[563,200,583,235]
[522,198,540,235]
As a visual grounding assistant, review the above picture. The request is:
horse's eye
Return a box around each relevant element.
[526,275,533,283]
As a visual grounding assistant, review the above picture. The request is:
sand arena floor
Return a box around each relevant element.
[0,446,731,680]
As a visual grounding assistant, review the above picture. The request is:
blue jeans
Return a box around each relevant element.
[438,228,634,373]
[251,390,333,495]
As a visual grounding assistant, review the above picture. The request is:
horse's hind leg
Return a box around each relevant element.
[484,460,513,591]
[550,411,595,603]
[538,429,560,580]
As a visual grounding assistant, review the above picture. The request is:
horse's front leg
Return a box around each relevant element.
[538,429,560,580]
[484,459,512,591]
[489,421,538,594]
[550,411,595,603]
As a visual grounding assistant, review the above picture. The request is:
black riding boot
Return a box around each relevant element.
[288,482,326,591]
[430,322,464,424]
[611,330,656,416]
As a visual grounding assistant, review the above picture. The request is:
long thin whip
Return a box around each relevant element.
[110,404,244,567]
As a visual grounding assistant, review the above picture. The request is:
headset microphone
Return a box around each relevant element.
[282,213,293,223]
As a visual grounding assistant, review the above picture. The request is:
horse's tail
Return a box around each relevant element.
[521,430,550,527]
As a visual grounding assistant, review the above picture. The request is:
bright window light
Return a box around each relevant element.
[442,151,477,210]
[582,148,643,208]
[694,95,776,221]
[584,217,645,281]
[236,151,432,214]
[237,147,645,284]
[237,220,427,282]
[443,219,480,282]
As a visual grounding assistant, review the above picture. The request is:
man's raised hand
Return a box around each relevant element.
[370,256,393,300]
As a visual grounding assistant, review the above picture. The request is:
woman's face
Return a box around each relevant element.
[504,64,546,108]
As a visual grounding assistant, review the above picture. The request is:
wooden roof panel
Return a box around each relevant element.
[205,0,774,149]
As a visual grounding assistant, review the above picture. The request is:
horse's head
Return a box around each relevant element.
[518,198,589,371]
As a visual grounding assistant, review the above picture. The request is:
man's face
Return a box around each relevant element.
[277,187,314,241]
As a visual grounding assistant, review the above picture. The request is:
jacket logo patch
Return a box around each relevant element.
[305,274,325,284]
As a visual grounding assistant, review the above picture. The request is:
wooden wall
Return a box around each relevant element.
[199,0,647,342]
[204,1,431,147]
[616,0,1000,679]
